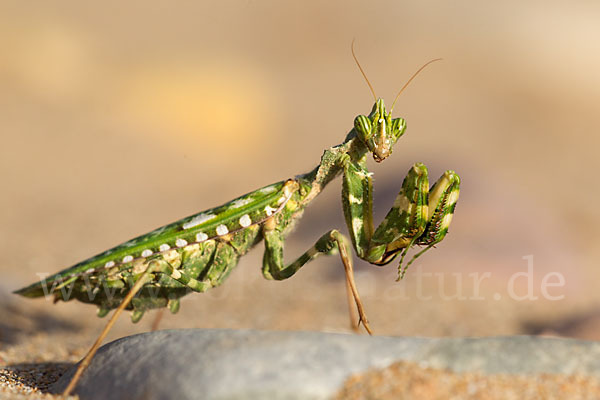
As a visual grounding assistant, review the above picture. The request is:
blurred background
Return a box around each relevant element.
[1,0,600,362]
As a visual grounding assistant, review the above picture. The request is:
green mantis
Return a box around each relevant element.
[14,48,460,395]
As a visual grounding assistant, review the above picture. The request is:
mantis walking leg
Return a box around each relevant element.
[262,228,373,334]
[62,258,218,395]
[62,262,159,396]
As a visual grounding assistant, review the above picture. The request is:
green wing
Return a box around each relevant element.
[15,181,288,298]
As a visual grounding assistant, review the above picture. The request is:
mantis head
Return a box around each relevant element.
[354,98,406,163]
[350,41,441,163]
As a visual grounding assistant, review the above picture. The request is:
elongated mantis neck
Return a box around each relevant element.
[298,130,368,205]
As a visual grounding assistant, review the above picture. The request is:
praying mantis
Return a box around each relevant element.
[14,46,460,395]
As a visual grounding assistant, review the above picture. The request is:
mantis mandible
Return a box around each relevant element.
[14,45,460,395]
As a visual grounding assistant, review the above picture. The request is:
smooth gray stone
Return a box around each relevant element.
[51,329,600,400]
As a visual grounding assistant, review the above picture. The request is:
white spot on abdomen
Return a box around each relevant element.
[122,255,134,263]
[176,238,188,248]
[216,224,229,236]
[239,214,252,228]
[159,244,171,252]
[104,261,115,269]
[141,249,153,258]
[196,232,208,242]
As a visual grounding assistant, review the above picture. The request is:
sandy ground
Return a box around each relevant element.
[336,361,600,400]
[1,0,600,397]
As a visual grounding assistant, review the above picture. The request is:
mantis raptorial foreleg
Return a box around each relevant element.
[341,156,460,280]
[262,228,372,334]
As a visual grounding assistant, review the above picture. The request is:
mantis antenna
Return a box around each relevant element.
[351,40,377,101]
[390,58,442,112]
